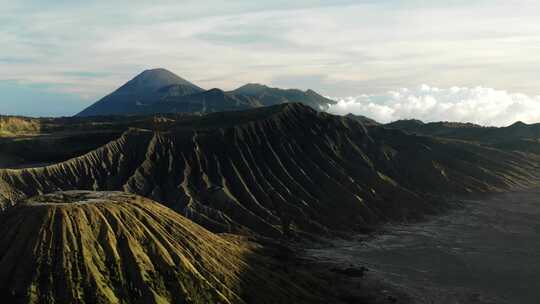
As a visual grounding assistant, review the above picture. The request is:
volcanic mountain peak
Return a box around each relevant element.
[0,191,322,304]
[76,68,204,117]
[116,68,203,94]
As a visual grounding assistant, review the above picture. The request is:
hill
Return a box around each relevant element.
[0,191,329,304]
[2,104,539,237]
[0,115,41,137]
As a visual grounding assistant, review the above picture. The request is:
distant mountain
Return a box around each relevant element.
[76,68,204,116]
[151,88,263,114]
[385,118,540,154]
[233,83,336,109]
[386,119,540,143]
[76,69,336,117]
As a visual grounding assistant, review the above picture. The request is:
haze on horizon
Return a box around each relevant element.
[1,0,540,126]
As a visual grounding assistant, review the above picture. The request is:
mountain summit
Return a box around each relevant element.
[76,68,204,116]
[115,68,203,94]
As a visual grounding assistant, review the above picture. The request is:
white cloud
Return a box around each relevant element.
[327,85,540,126]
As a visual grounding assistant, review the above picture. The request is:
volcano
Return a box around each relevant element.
[0,191,324,304]
[76,68,204,116]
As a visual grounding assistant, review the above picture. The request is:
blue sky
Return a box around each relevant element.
[0,80,83,117]
[1,0,540,118]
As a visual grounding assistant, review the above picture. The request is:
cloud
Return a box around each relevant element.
[327,85,540,126]
[2,1,540,99]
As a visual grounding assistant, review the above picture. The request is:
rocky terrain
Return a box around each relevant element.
[2,103,540,303]
[2,104,539,239]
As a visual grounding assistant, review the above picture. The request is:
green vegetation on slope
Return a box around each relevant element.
[0,116,41,137]
[0,191,326,304]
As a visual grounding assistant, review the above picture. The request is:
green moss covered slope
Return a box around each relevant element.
[0,191,319,304]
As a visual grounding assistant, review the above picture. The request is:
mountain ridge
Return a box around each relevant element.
[232,83,336,109]
[3,104,539,237]
[386,118,540,145]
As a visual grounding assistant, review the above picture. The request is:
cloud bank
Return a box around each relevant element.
[327,85,540,127]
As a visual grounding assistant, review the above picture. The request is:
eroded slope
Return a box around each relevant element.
[1,104,539,237]
[0,191,322,304]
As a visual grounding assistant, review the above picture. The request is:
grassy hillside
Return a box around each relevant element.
[0,116,41,137]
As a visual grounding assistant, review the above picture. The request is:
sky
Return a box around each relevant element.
[1,0,540,123]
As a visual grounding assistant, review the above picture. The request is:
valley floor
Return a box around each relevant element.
[305,190,540,304]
